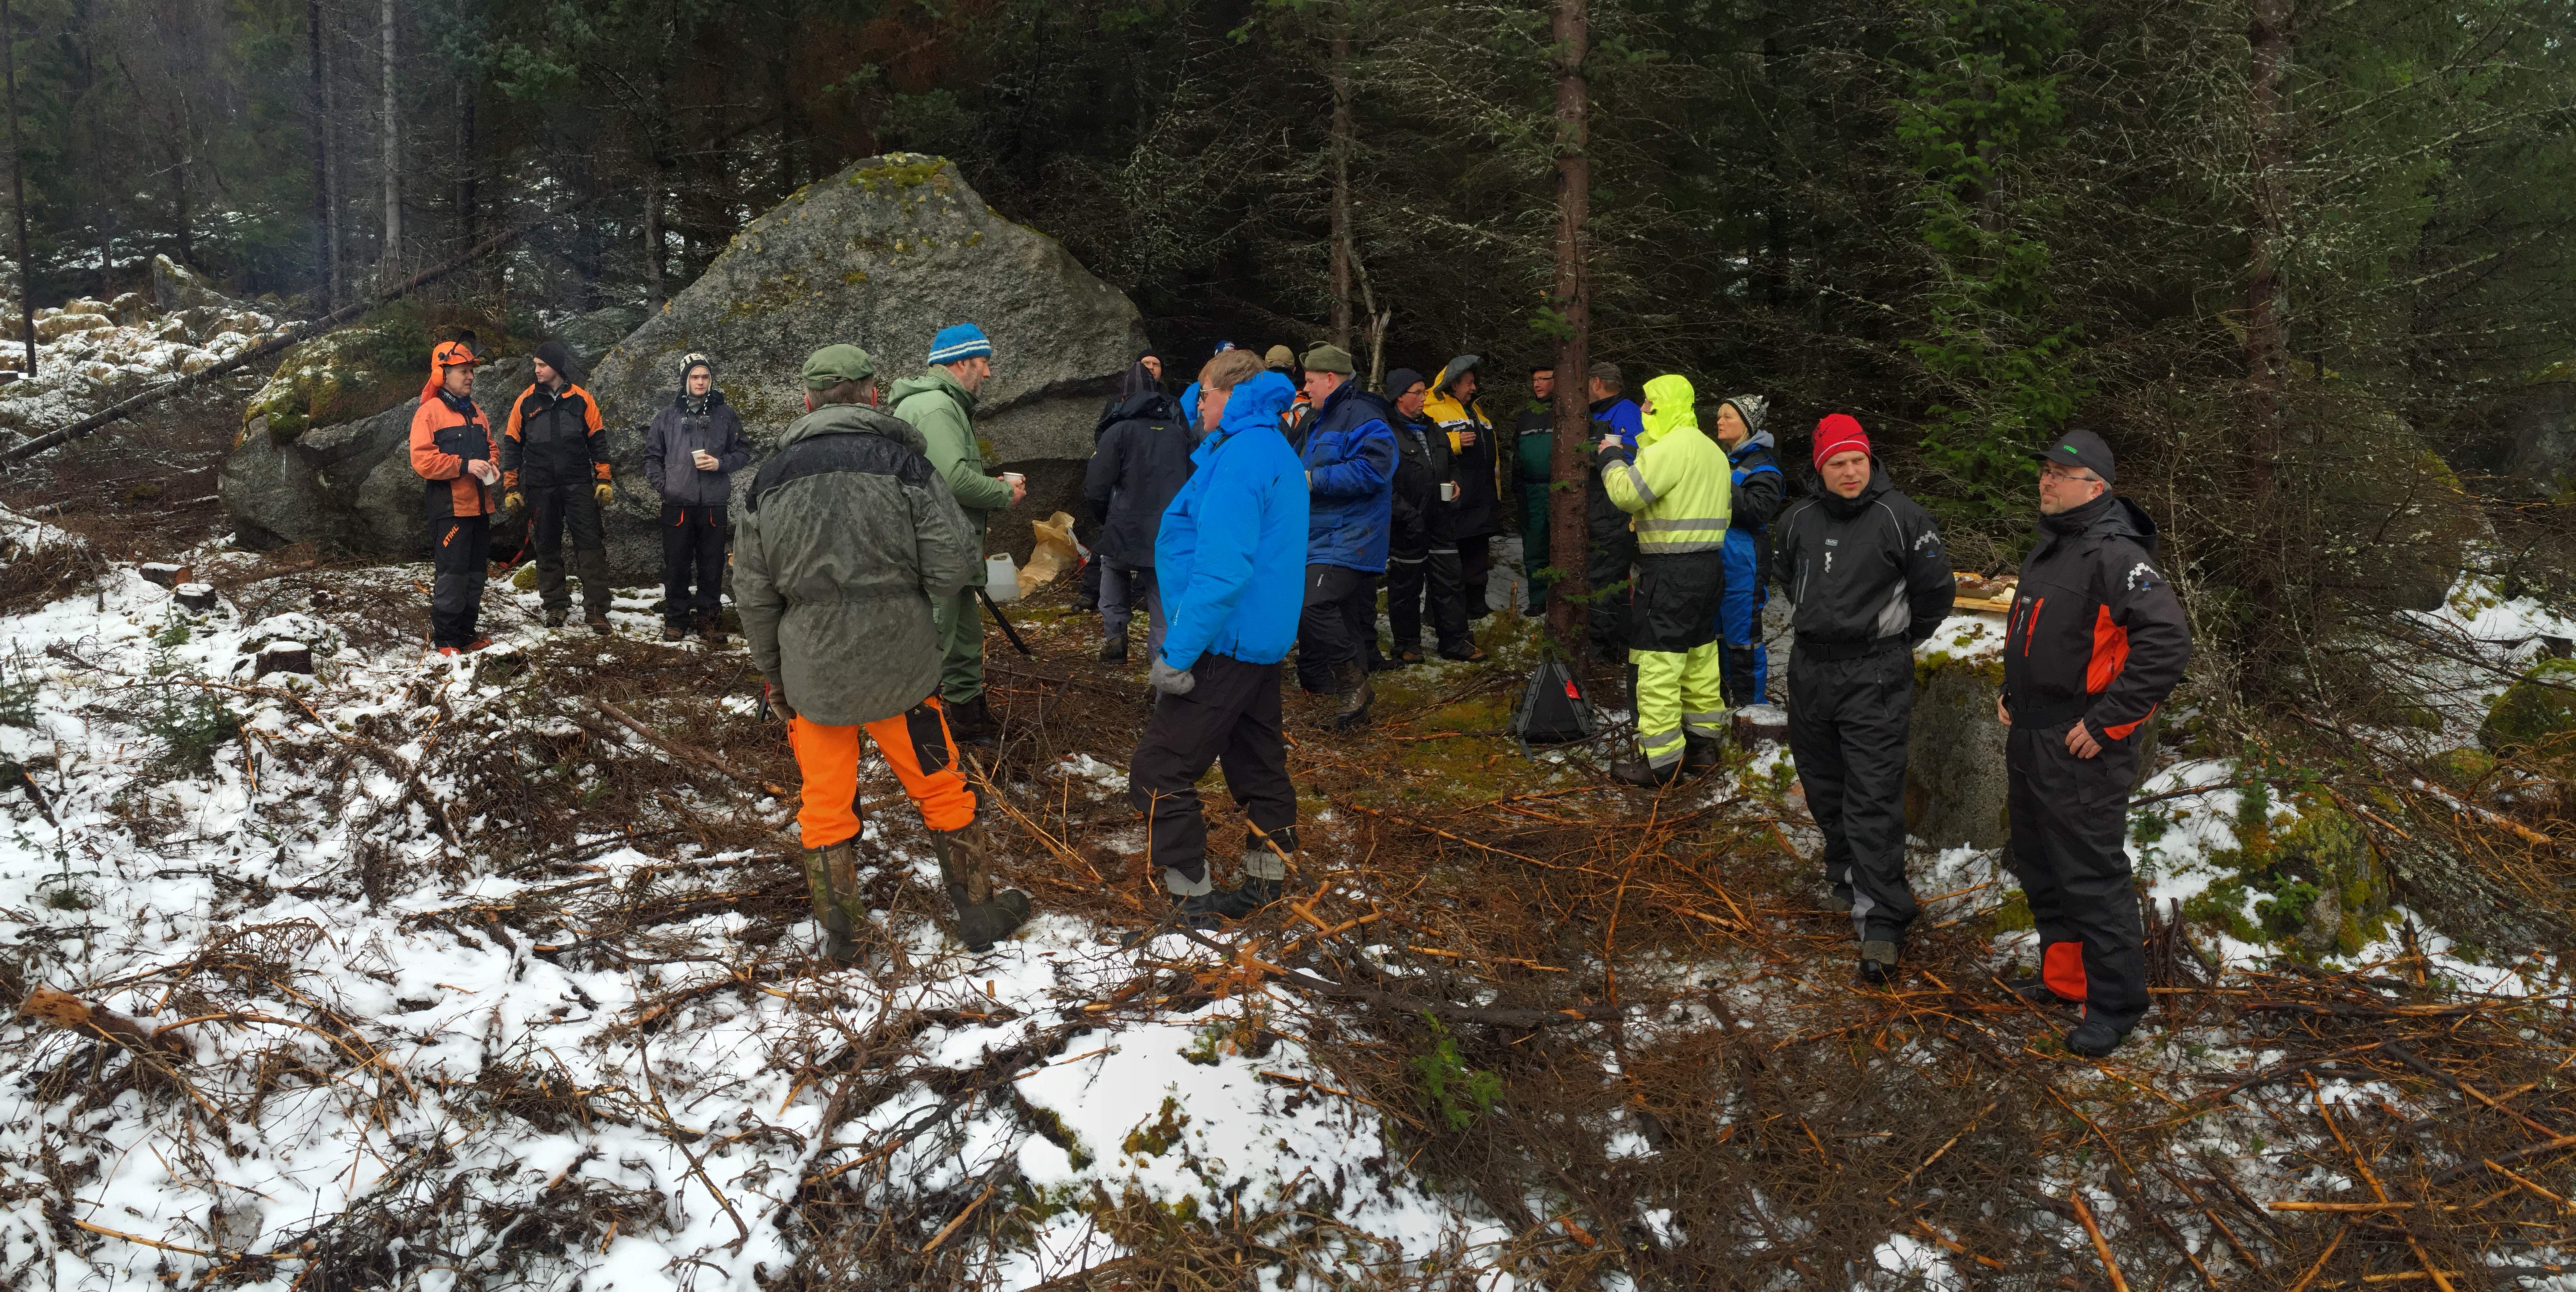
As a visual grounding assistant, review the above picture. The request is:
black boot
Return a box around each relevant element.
[2001,973,2076,1007]
[1683,735,1725,772]
[1610,757,1680,787]
[1100,631,1128,664]
[2064,1018,2125,1058]
[946,695,999,746]
[1332,661,1374,729]
[934,816,1030,952]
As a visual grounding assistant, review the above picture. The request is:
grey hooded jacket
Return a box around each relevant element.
[734,401,981,726]
[643,390,751,507]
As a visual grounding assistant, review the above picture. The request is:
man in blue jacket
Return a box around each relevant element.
[1129,356,1311,921]
[1293,342,1398,728]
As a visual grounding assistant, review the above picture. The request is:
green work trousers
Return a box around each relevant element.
[931,586,987,704]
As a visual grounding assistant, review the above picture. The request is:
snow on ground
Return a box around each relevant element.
[0,282,284,446]
[0,532,1505,1289]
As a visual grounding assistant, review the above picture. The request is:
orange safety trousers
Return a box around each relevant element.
[787,697,978,846]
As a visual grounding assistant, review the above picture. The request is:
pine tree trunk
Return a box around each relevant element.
[378,0,398,282]
[172,155,189,266]
[643,178,665,310]
[1329,23,1353,352]
[455,76,476,257]
[308,0,328,306]
[2,0,33,376]
[1545,0,1592,657]
[2244,0,2292,617]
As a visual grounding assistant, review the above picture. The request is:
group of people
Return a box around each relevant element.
[400,324,2192,1058]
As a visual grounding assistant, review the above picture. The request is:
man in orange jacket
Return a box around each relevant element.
[408,340,500,654]
[502,339,617,634]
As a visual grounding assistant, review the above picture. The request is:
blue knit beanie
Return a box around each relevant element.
[928,323,994,365]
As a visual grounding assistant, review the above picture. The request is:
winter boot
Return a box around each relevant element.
[946,694,999,747]
[1100,631,1129,665]
[1331,661,1374,730]
[1439,641,1486,663]
[1611,756,1681,787]
[1683,735,1726,773]
[1855,940,1900,987]
[2064,1018,2125,1058]
[800,839,873,966]
[1233,825,1298,910]
[933,815,1030,952]
[2002,973,2076,1007]
[662,623,687,642]
[1163,864,1261,924]
[587,614,612,637]
[543,608,568,629]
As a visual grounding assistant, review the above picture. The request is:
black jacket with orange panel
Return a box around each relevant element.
[409,386,498,519]
[502,382,610,491]
[2000,492,2190,740]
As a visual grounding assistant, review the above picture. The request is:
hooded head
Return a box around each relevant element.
[1218,370,1296,437]
[533,339,582,389]
[1432,354,1481,399]
[1638,374,1699,444]
[1117,357,1163,406]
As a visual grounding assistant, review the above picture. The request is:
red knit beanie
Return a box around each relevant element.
[1813,413,1871,471]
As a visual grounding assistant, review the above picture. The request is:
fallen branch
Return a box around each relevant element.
[17,986,189,1059]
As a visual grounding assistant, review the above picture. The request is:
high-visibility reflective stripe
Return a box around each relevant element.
[1682,710,1725,735]
[1638,725,1685,751]
[1636,538,1727,553]
[1636,517,1729,530]
[1617,461,1658,506]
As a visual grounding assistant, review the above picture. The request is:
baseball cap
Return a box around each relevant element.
[2031,429,2117,486]
[802,344,877,389]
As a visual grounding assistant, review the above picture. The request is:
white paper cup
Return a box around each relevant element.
[1002,472,1025,488]
[1440,482,1458,502]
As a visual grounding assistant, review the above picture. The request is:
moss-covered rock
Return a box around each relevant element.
[2479,657,2576,757]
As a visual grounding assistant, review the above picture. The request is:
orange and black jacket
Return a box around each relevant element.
[409,387,497,519]
[502,382,610,491]
[2001,493,2191,740]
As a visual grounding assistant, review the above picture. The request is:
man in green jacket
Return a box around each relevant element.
[738,344,1031,960]
[892,322,1025,746]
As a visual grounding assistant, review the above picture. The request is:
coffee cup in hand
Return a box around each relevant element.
[1439,481,1458,503]
[1002,471,1027,505]
[692,449,718,470]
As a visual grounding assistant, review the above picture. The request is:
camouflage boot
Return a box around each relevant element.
[799,840,872,966]
[931,814,1031,953]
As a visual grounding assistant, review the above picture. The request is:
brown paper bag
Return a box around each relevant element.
[1022,511,1088,588]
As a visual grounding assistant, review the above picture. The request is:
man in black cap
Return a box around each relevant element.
[1998,428,2191,1058]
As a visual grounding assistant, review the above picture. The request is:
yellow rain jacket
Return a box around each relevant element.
[1599,374,1730,553]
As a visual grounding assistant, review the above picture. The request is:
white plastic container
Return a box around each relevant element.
[984,554,1022,603]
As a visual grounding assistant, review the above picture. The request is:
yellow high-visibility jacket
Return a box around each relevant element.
[1599,373,1731,553]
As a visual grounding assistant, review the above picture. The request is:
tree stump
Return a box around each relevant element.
[173,583,218,612]
[255,641,314,677]
[139,562,191,589]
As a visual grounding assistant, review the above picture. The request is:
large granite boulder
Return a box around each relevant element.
[219,314,633,557]
[582,153,1148,577]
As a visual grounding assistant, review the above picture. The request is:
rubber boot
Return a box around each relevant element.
[2064,1018,2125,1058]
[1332,661,1374,729]
[800,840,872,966]
[933,816,1029,952]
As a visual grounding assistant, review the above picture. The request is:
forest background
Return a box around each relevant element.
[7,0,2576,701]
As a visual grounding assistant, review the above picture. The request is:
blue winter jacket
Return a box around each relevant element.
[1156,373,1311,669]
[1300,379,1397,572]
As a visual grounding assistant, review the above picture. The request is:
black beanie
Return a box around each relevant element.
[533,339,582,385]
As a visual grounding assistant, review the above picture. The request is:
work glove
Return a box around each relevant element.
[593,482,616,507]
[502,490,525,514]
[1149,655,1196,696]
